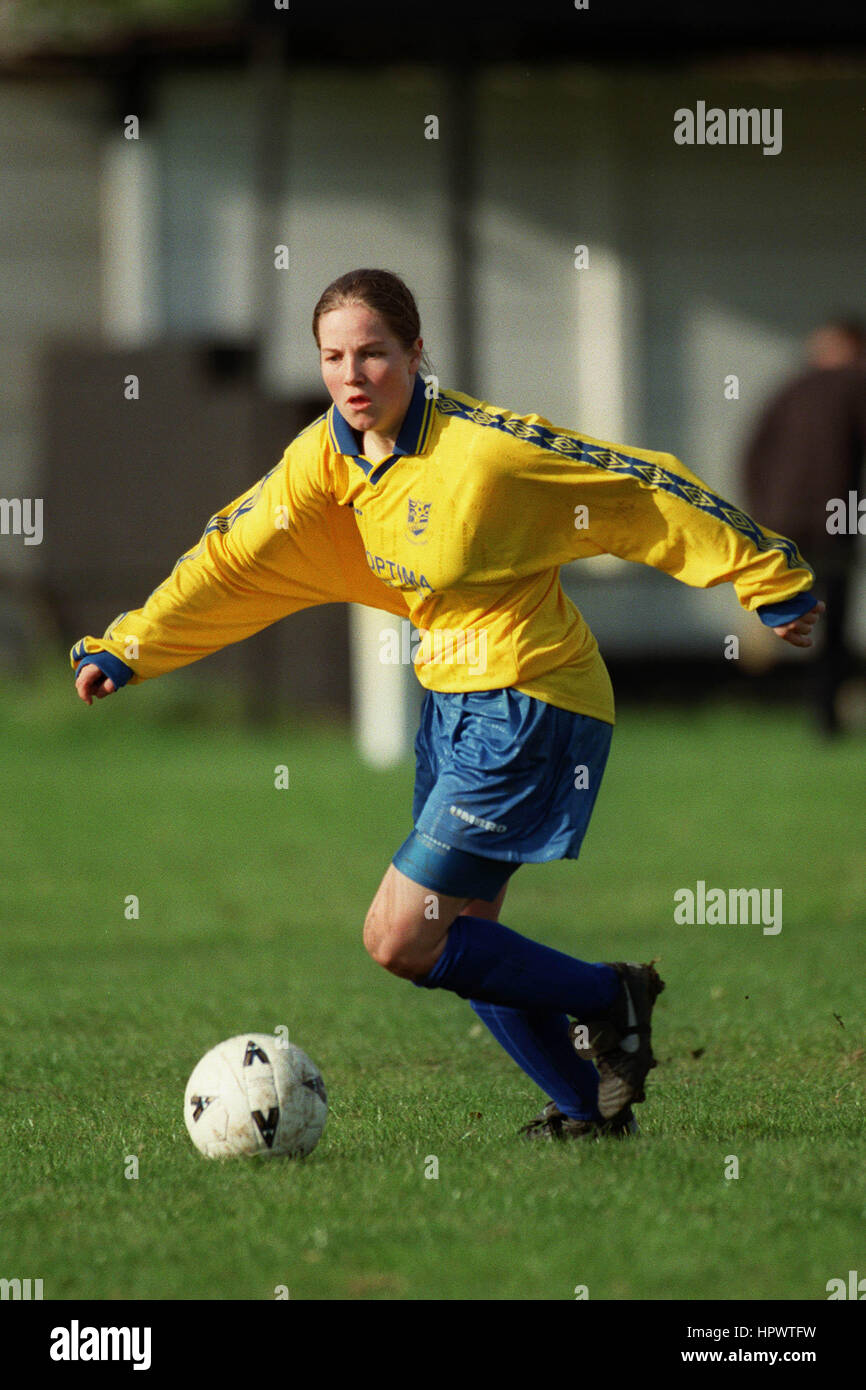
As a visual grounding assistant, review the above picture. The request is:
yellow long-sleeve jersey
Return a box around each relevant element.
[71,374,815,724]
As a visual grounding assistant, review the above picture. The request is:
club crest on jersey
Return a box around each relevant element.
[406,497,431,543]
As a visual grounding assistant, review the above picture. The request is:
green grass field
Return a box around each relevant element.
[1,671,864,1301]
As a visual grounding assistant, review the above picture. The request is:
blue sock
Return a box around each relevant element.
[471,1001,601,1122]
[415,915,620,1017]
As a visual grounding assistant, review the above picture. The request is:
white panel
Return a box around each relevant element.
[100,139,161,345]
[350,606,413,768]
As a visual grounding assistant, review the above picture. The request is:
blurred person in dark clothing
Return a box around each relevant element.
[744,319,866,734]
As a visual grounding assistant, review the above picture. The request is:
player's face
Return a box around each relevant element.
[318,304,422,442]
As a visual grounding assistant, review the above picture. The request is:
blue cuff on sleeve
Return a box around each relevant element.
[756,591,817,627]
[74,651,134,688]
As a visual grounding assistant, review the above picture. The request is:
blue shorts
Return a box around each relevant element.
[392,689,612,901]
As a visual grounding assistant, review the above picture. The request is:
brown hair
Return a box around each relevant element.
[312,268,432,376]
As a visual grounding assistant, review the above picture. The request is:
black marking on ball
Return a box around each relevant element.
[251,1107,280,1148]
[191,1094,214,1123]
[243,1041,270,1067]
[302,1075,327,1105]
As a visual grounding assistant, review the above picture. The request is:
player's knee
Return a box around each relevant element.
[363,908,428,980]
[362,908,387,965]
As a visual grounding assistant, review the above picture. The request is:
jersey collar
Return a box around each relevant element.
[327,373,436,480]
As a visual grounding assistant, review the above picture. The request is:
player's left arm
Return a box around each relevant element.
[508,427,822,641]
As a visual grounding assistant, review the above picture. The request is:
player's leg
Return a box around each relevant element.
[362,862,466,978]
[463,884,509,922]
[364,858,614,1126]
[459,884,606,1127]
[365,858,618,1011]
[365,876,606,1126]
[372,689,663,1123]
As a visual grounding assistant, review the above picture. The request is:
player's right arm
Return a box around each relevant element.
[71,434,409,701]
[76,664,118,703]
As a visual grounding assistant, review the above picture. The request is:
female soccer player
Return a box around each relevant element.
[73,269,823,1140]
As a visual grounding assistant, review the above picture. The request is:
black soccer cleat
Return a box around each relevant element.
[597,1108,640,1138]
[571,961,665,1120]
[520,1100,639,1141]
[520,1101,597,1140]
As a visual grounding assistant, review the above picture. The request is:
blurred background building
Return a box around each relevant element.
[1,0,864,755]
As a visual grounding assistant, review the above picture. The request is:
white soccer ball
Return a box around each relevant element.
[183,1033,328,1159]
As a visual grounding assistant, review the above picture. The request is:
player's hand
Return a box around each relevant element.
[772,600,825,648]
[75,663,117,705]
